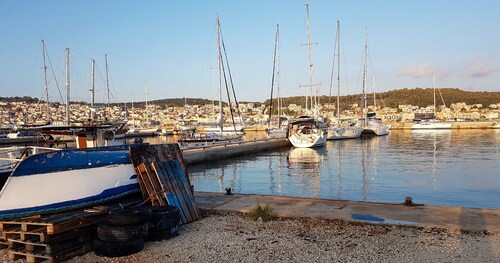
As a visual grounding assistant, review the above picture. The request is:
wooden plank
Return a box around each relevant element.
[170,160,202,219]
[134,164,150,200]
[141,163,168,206]
[162,161,197,221]
[151,162,188,224]
[8,242,91,263]
[136,163,165,206]
[8,230,91,255]
[128,144,189,185]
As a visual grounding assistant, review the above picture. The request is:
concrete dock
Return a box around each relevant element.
[182,137,290,165]
[194,192,500,234]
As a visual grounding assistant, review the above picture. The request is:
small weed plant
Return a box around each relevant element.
[249,203,277,222]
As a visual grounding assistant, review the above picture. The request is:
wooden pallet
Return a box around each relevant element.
[8,242,91,263]
[129,144,201,224]
[0,208,107,237]
[8,226,92,253]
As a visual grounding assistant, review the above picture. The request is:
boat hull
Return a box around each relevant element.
[289,129,327,148]
[0,146,139,219]
[411,122,452,130]
[327,126,363,140]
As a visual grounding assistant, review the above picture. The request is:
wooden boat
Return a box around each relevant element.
[0,145,140,220]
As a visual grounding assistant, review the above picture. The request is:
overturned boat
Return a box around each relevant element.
[0,145,140,220]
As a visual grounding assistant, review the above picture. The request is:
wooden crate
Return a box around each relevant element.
[8,242,91,263]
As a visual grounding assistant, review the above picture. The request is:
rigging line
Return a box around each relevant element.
[220,31,242,126]
[43,45,65,104]
[219,47,236,130]
[328,20,339,101]
[269,24,279,127]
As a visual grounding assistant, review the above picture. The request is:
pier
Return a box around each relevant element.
[195,192,500,234]
[182,137,290,165]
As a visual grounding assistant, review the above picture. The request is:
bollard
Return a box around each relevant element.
[225,187,232,195]
[404,196,414,206]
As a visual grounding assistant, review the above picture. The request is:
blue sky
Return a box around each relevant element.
[1,1,499,103]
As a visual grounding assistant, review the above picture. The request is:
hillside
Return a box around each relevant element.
[2,88,499,109]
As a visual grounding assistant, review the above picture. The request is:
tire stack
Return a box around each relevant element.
[93,206,151,258]
[147,205,181,241]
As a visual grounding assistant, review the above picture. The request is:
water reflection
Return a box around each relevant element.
[188,130,500,209]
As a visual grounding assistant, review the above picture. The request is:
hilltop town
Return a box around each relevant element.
[1,89,500,131]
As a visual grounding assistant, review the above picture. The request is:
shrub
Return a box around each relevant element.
[248,203,277,222]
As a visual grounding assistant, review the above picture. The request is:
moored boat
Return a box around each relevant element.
[0,145,140,220]
[288,116,327,148]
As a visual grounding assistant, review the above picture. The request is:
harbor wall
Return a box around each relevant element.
[389,121,498,130]
[182,138,290,165]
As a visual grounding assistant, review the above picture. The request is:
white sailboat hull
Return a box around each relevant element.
[411,122,452,130]
[363,119,390,136]
[289,129,327,148]
[327,126,363,140]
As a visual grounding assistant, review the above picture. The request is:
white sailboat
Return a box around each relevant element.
[266,24,288,138]
[327,20,363,140]
[412,77,452,130]
[178,16,243,148]
[360,29,390,136]
[288,3,327,148]
[126,81,160,135]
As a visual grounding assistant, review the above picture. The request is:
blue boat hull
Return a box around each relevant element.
[0,145,140,220]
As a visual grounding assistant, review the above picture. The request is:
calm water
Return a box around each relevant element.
[182,130,500,209]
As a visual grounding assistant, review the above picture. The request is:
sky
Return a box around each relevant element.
[1,1,499,104]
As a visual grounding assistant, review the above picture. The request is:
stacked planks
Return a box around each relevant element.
[129,144,201,224]
[1,207,107,262]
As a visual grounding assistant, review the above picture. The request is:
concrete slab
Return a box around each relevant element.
[194,192,500,234]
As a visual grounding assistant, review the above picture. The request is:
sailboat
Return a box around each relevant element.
[33,46,120,147]
[178,16,244,148]
[327,21,363,140]
[288,3,327,148]
[411,77,452,130]
[266,24,288,138]
[360,29,390,136]
[125,81,160,135]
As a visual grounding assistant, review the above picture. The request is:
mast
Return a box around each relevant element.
[433,75,436,117]
[41,40,50,121]
[65,48,70,125]
[336,21,341,127]
[144,81,149,127]
[105,54,110,118]
[276,24,282,128]
[268,24,279,128]
[372,73,376,112]
[216,16,223,133]
[305,3,316,112]
[90,59,95,121]
[362,27,368,126]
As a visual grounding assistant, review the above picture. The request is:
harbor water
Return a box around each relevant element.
[181,129,500,210]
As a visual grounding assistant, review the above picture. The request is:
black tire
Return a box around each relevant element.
[146,226,179,242]
[150,205,181,230]
[93,238,144,258]
[107,206,152,225]
[96,220,148,242]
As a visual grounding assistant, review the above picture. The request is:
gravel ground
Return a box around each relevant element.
[1,211,499,263]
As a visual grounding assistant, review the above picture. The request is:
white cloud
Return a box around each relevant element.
[467,60,497,78]
[398,62,449,78]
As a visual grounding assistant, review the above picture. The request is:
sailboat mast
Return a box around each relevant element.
[305,3,316,112]
[433,75,436,117]
[90,59,96,121]
[276,25,281,128]
[144,81,149,127]
[372,73,376,112]
[362,27,368,126]
[41,40,50,121]
[216,16,223,133]
[65,48,70,125]
[105,54,110,116]
[269,24,279,128]
[336,21,341,127]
